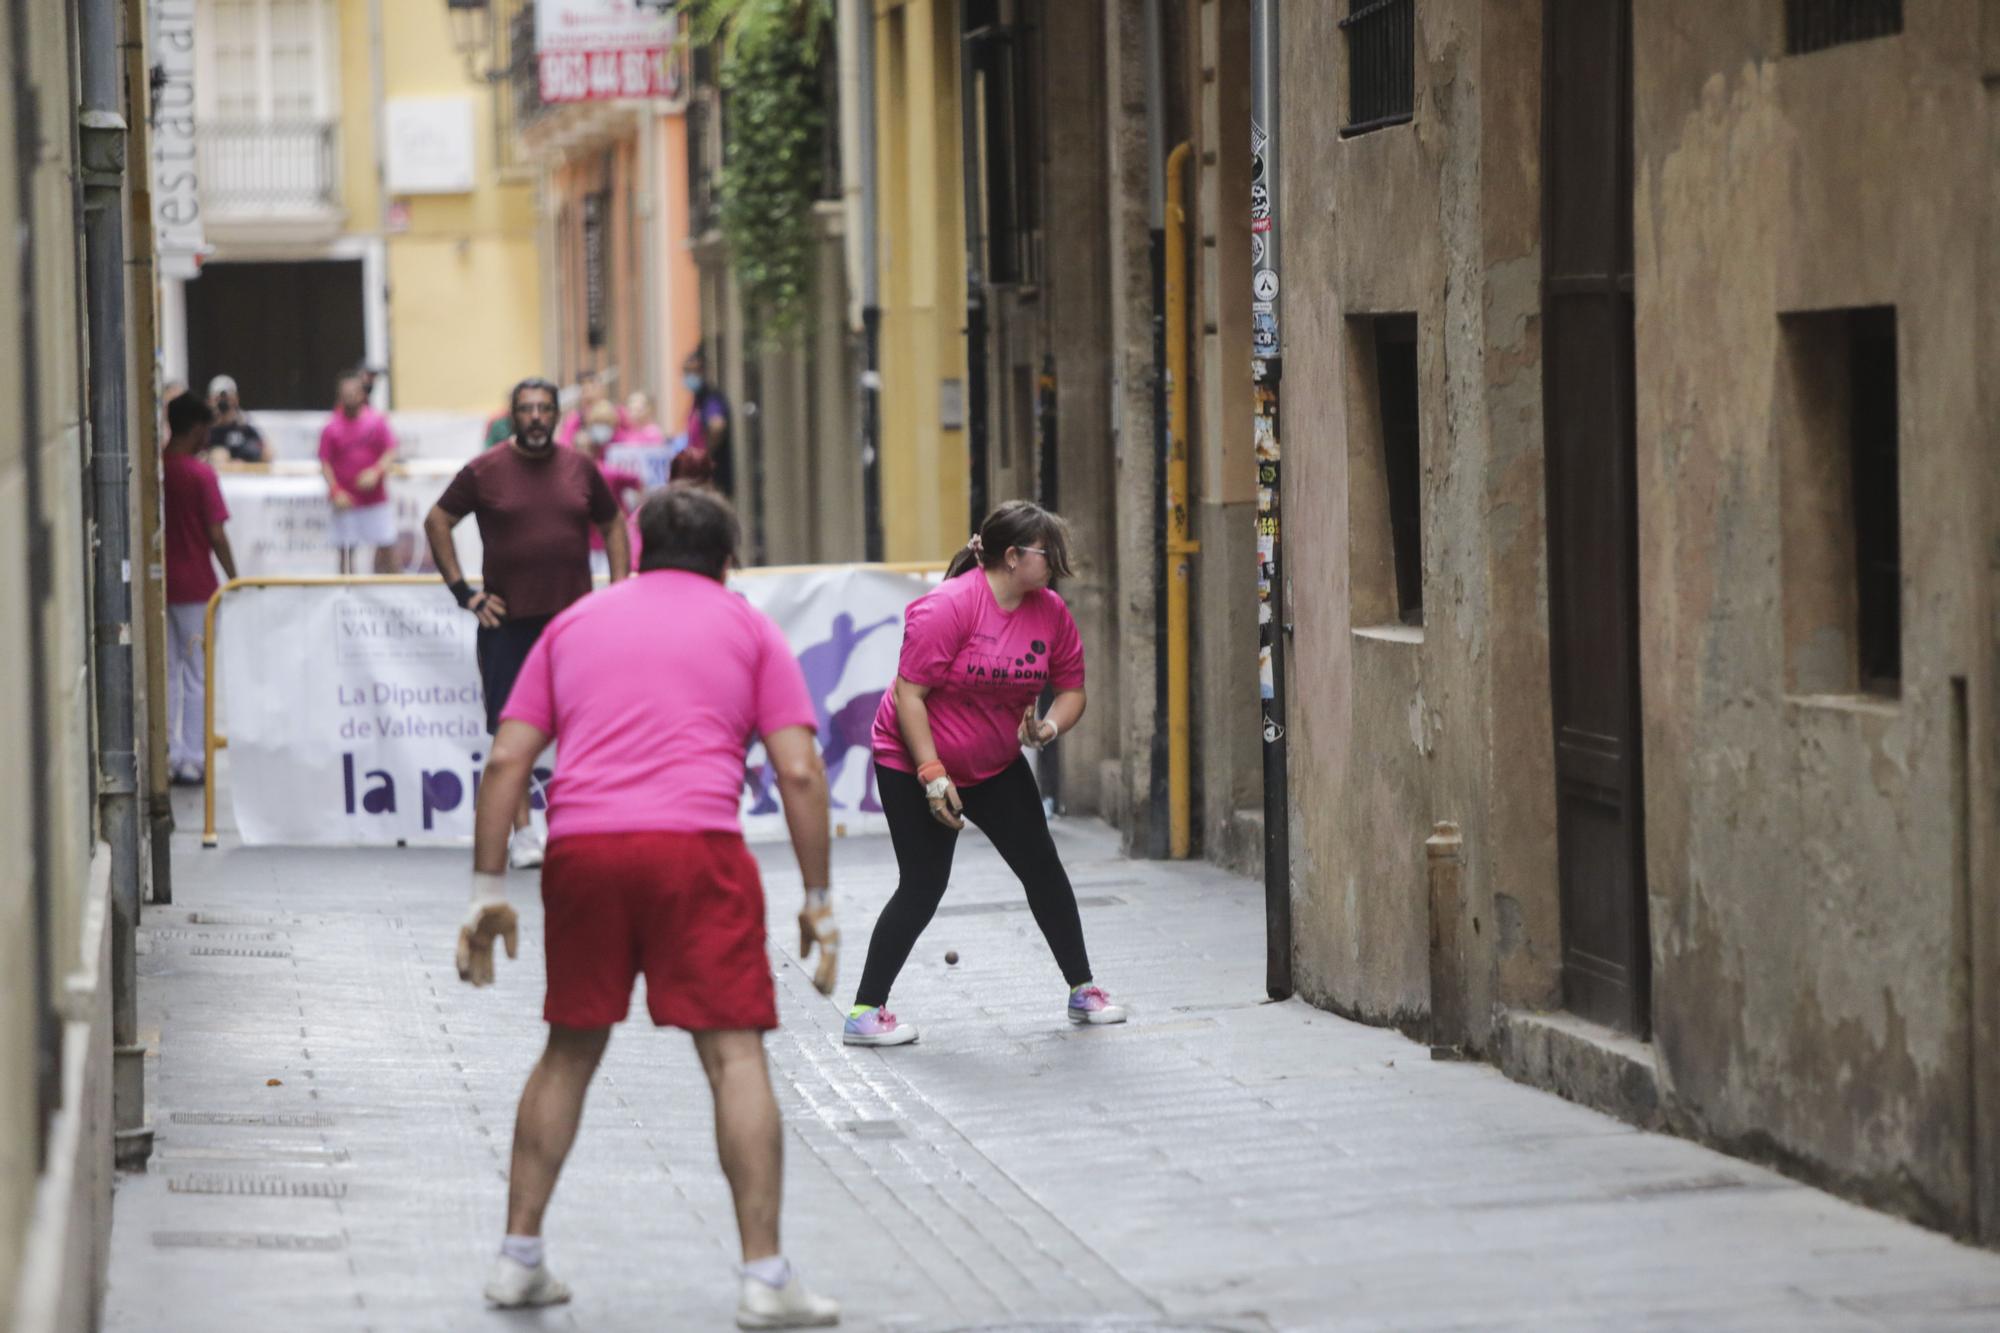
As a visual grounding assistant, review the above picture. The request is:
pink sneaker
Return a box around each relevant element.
[842,1006,918,1047]
[1066,984,1127,1025]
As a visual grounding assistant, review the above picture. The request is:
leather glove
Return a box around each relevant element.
[924,774,964,829]
[1018,705,1057,750]
[797,889,839,996]
[456,871,519,987]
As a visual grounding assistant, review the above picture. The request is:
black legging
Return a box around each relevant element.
[853,758,1093,1008]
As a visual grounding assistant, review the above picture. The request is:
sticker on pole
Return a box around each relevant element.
[1253,270,1279,302]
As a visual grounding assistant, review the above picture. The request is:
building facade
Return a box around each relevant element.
[1276,0,1999,1242]
[160,0,543,436]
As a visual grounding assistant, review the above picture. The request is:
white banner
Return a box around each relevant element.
[216,567,934,845]
[536,0,682,105]
[218,464,483,579]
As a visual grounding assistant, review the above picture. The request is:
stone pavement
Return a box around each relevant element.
[104,785,2000,1332]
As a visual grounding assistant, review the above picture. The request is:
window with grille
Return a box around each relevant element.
[1786,0,1902,55]
[1340,0,1414,137]
[966,0,1042,285]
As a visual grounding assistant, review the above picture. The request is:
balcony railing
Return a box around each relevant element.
[197,119,340,214]
[510,2,551,133]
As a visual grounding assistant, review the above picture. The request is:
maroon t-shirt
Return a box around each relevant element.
[436,442,618,618]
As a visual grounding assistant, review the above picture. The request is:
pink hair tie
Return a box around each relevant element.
[968,533,984,555]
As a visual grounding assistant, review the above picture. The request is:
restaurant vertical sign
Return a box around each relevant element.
[149,0,205,279]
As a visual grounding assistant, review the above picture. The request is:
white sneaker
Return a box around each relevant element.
[483,1254,571,1308]
[508,824,545,870]
[736,1273,840,1328]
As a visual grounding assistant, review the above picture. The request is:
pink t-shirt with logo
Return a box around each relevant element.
[871,569,1085,785]
[500,569,816,840]
[317,406,394,508]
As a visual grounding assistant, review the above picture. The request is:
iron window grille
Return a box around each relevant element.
[965,0,1042,286]
[1340,0,1414,137]
[509,4,548,134]
[1786,0,1902,55]
[583,188,610,349]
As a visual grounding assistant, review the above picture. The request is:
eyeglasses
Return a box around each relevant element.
[1016,546,1049,560]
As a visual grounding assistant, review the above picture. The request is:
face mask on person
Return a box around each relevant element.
[589,423,614,446]
[682,372,703,392]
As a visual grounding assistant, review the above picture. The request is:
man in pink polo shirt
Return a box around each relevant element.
[318,369,398,574]
[454,485,842,1328]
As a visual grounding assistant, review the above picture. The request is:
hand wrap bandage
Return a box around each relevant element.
[456,871,520,987]
[797,887,839,996]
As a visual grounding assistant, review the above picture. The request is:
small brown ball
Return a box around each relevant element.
[944,950,959,965]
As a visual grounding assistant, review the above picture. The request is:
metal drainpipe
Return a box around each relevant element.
[12,0,58,1168]
[1164,140,1195,858]
[1142,0,1170,859]
[957,0,989,536]
[849,0,884,562]
[79,0,153,1169]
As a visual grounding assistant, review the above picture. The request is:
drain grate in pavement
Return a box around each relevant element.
[171,1111,335,1128]
[169,1174,347,1199]
[838,1119,906,1139]
[187,946,293,959]
[149,929,282,942]
[153,1231,345,1252]
[935,894,1123,918]
[945,1323,1253,1333]
[189,911,289,927]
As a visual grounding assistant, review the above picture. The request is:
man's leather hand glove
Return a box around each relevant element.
[797,888,839,996]
[456,871,519,987]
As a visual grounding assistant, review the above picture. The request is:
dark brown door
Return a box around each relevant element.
[1542,0,1649,1035]
[185,259,365,410]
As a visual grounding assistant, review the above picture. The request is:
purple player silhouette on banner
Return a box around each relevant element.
[746,611,898,814]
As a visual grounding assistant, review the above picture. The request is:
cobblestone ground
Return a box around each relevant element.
[104,784,2000,1332]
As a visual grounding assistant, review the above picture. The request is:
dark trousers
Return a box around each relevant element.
[853,758,1093,1008]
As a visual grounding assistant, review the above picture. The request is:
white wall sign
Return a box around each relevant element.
[535,0,681,105]
[149,0,205,279]
[384,96,477,196]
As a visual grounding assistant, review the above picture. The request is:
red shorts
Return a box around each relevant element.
[540,830,777,1031]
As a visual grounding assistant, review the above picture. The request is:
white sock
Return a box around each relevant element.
[742,1254,791,1289]
[501,1234,544,1267]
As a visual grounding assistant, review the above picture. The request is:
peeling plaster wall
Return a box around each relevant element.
[1634,2,1988,1231]
[1280,3,1557,1040]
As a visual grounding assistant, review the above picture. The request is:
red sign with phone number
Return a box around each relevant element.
[538,48,679,103]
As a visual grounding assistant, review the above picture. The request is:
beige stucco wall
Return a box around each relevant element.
[1279,0,1997,1239]
[1633,1,1990,1231]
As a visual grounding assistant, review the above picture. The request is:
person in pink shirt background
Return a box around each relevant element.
[577,399,646,577]
[318,368,398,573]
[161,393,238,784]
[844,499,1126,1048]
[616,391,666,445]
[554,370,625,450]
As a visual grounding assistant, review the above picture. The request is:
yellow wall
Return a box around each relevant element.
[874,0,968,562]
[339,0,543,412]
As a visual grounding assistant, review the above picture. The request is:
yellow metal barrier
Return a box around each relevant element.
[199,563,951,847]
[1165,141,1199,860]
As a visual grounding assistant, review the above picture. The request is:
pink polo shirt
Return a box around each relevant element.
[871,568,1085,785]
[500,569,816,840]
[317,406,394,508]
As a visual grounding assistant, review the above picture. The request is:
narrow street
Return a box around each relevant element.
[104,785,2000,1333]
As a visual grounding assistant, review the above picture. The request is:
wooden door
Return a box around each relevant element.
[185,259,364,410]
[1542,0,1650,1035]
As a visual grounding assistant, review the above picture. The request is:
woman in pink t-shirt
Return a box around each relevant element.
[845,500,1126,1047]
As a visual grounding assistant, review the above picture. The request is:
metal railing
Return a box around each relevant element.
[197,119,340,212]
[1786,0,1902,54]
[509,2,551,133]
[1339,0,1414,137]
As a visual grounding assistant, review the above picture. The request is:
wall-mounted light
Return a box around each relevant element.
[446,0,503,83]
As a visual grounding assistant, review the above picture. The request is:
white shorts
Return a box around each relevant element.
[330,500,397,550]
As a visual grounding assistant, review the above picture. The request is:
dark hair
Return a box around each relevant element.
[510,376,559,415]
[668,448,715,484]
[636,484,739,580]
[166,392,214,435]
[336,369,365,389]
[945,499,1075,581]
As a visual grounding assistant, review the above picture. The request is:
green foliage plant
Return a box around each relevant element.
[681,0,830,340]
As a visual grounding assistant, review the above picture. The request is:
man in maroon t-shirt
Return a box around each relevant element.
[162,393,238,784]
[424,377,628,868]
